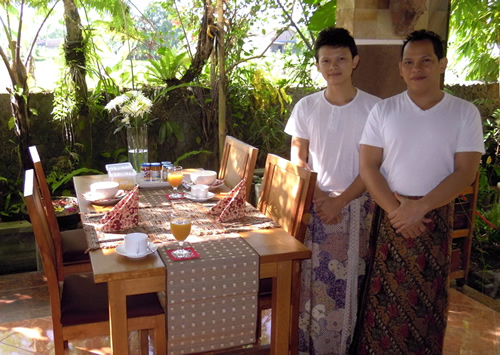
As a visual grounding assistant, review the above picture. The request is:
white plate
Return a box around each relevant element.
[138,180,171,188]
[184,192,215,202]
[83,190,127,206]
[115,242,158,259]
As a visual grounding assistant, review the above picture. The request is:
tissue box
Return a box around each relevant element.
[106,163,137,190]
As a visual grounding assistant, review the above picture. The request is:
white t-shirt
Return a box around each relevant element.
[285,89,381,191]
[360,91,485,196]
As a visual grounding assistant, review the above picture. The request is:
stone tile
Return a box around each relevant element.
[353,9,378,39]
[66,335,112,354]
[337,9,355,34]
[377,0,390,9]
[0,286,51,323]
[0,317,54,354]
[428,0,450,12]
[0,342,35,354]
[0,271,47,290]
[414,11,430,32]
[376,9,400,39]
[428,10,449,39]
[355,0,379,9]
[337,0,355,10]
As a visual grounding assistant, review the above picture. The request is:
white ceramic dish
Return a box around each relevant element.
[115,242,158,259]
[184,192,215,202]
[90,181,120,199]
[83,190,127,206]
[190,170,217,185]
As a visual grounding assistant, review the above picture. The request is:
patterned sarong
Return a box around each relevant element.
[352,201,454,354]
[298,193,374,355]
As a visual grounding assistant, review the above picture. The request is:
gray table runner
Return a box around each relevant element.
[158,234,259,354]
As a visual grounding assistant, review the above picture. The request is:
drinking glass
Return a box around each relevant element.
[167,166,184,199]
[170,215,192,258]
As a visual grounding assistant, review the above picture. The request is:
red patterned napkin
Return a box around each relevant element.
[99,185,139,232]
[209,178,246,222]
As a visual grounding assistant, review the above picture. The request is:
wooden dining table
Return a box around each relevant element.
[74,174,311,354]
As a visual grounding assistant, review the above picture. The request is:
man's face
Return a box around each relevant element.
[399,39,447,94]
[316,46,359,86]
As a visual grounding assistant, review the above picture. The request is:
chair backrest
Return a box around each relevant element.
[218,136,258,201]
[24,169,63,328]
[29,145,65,280]
[258,154,317,242]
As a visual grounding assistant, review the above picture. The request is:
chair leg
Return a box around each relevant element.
[139,329,149,354]
[153,314,167,354]
[53,338,66,355]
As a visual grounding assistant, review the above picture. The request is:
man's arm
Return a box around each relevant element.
[360,144,430,238]
[316,175,366,224]
[389,151,481,234]
[291,136,325,198]
[290,136,309,168]
[359,144,399,213]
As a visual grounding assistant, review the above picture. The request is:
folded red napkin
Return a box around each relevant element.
[100,185,139,232]
[208,178,246,222]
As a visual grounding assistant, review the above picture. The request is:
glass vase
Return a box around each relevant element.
[127,125,148,172]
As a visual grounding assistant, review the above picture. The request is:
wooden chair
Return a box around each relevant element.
[258,154,317,241]
[218,135,258,201]
[29,145,91,279]
[257,153,317,352]
[24,169,166,355]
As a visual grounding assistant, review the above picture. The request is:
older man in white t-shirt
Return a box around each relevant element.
[352,30,484,355]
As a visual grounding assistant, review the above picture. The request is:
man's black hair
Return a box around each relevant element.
[314,27,358,62]
[401,29,445,60]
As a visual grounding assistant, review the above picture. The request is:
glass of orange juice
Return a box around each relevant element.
[167,166,184,199]
[170,215,192,258]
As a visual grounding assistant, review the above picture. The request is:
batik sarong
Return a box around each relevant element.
[352,201,454,355]
[298,193,374,355]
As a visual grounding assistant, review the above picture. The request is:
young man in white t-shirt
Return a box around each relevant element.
[284,27,380,354]
[352,30,484,354]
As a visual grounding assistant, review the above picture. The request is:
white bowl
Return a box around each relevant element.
[90,181,120,199]
[190,170,217,185]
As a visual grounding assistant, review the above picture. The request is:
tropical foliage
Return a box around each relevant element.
[448,0,499,82]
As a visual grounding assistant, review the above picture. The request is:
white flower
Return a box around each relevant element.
[105,90,154,130]
[121,116,131,125]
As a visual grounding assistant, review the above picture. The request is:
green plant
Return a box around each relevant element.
[0,175,24,221]
[46,167,102,196]
[173,150,212,166]
[100,148,128,163]
[145,47,191,85]
[448,0,499,82]
[228,65,292,165]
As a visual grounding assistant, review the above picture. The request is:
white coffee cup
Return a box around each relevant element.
[124,233,148,255]
[191,184,209,198]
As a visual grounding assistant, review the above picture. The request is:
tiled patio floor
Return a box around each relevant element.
[0,272,498,354]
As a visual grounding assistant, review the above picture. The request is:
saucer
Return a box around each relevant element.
[208,179,225,191]
[83,190,127,206]
[115,242,158,259]
[185,192,215,202]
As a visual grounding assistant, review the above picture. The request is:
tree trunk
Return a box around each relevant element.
[63,0,91,166]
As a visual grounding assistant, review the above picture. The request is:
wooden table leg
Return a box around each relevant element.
[271,260,292,355]
[108,280,129,354]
